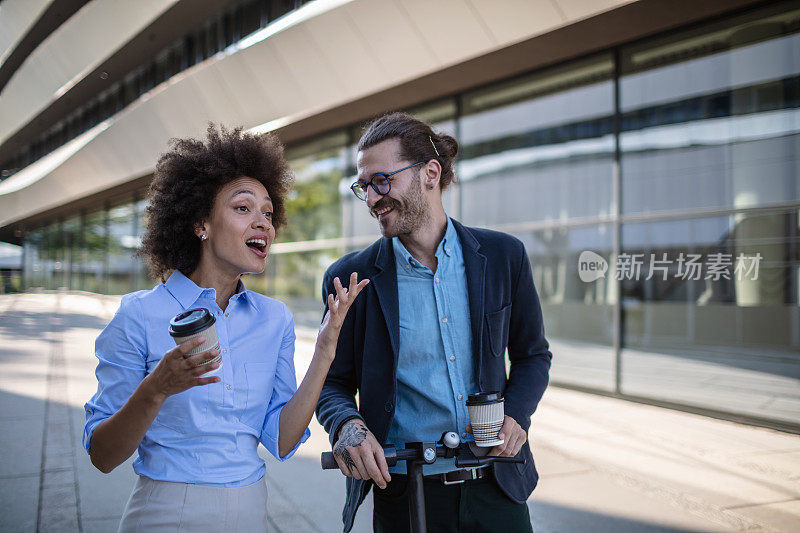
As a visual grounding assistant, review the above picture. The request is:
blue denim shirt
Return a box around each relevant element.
[387,217,478,474]
[83,270,310,486]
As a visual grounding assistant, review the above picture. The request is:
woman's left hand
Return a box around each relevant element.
[318,272,369,351]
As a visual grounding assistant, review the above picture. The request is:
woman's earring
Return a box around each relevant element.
[200,234,207,241]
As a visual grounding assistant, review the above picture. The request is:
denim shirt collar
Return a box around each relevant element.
[392,216,457,270]
[165,270,259,311]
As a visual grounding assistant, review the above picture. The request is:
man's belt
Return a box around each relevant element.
[424,465,491,485]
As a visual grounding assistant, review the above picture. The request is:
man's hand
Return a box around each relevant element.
[466,415,527,457]
[333,419,391,489]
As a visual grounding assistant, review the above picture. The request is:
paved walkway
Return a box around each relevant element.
[0,291,798,532]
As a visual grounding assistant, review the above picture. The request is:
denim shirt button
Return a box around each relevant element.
[384,401,393,413]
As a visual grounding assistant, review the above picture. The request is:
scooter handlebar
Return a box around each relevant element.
[321,446,417,470]
[321,452,337,470]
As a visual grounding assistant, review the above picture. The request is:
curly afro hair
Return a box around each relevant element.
[140,124,293,281]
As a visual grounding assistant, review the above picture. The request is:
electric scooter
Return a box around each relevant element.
[321,432,524,533]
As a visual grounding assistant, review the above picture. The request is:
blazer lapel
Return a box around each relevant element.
[371,237,400,360]
[454,220,487,378]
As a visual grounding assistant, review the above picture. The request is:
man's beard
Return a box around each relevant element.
[370,174,430,238]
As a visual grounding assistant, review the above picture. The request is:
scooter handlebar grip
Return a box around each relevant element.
[322,446,400,470]
[321,452,338,470]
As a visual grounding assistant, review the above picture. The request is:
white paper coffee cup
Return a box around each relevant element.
[169,308,221,377]
[466,392,504,447]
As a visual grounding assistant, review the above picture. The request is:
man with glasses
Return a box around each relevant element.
[316,112,552,532]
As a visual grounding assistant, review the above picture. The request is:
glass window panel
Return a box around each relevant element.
[408,99,457,126]
[0,243,22,293]
[269,0,294,21]
[621,208,800,425]
[621,9,800,214]
[23,229,44,289]
[83,211,107,294]
[241,1,261,37]
[41,222,65,290]
[133,198,152,291]
[283,132,348,243]
[459,56,614,228]
[107,202,137,295]
[518,223,616,391]
[63,216,82,290]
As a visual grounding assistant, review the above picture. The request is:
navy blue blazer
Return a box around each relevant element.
[316,219,552,532]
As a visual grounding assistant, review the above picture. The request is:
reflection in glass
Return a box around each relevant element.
[63,216,81,290]
[83,211,107,294]
[133,199,152,290]
[23,229,44,289]
[520,224,616,391]
[459,56,614,228]
[621,209,800,424]
[282,132,347,244]
[621,16,800,214]
[42,223,62,290]
[107,203,138,295]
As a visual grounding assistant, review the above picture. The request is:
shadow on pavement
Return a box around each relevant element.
[0,310,108,341]
[529,501,703,533]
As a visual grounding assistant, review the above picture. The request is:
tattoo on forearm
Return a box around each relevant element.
[334,421,367,470]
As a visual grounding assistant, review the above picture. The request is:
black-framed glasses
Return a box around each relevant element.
[350,161,424,201]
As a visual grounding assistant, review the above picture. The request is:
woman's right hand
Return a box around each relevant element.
[145,337,221,402]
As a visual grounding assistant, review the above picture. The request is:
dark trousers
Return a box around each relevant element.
[372,472,532,533]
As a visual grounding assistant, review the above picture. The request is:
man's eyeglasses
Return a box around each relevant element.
[350,162,424,201]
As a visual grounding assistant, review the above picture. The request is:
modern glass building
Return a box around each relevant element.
[1,0,797,431]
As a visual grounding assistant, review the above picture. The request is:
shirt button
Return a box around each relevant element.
[442,317,448,323]
[225,312,229,317]
[222,349,227,354]
[384,401,393,413]
[458,394,463,401]
[446,248,451,254]
[435,278,440,283]
[226,384,231,390]
[449,355,455,362]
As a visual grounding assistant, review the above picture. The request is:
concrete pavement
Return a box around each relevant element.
[0,291,798,532]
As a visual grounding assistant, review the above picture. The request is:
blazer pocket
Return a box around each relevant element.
[485,304,511,357]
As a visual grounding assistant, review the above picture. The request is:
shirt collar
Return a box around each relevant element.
[165,270,259,311]
[392,215,457,268]
[235,279,260,311]
[438,216,457,258]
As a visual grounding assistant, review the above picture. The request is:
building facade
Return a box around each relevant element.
[1,0,798,430]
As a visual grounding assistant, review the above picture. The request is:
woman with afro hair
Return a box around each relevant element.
[83,125,367,531]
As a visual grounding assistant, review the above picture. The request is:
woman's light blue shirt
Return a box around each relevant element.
[83,270,310,487]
